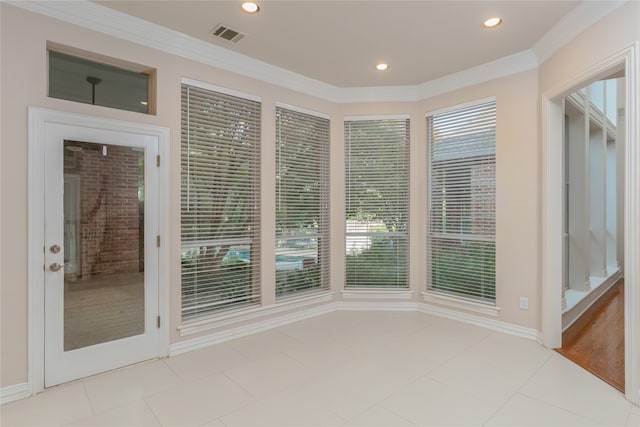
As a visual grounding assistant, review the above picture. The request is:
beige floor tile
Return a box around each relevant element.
[486,393,604,426]
[289,356,424,421]
[460,332,553,375]
[220,387,345,427]
[3,311,634,427]
[64,400,160,427]
[277,311,361,342]
[380,376,498,426]
[1,383,93,427]
[278,334,365,371]
[224,352,317,399]
[82,360,181,414]
[628,412,640,427]
[228,329,304,361]
[145,373,255,427]
[200,420,227,427]
[520,353,631,426]
[427,356,530,405]
[162,343,250,383]
[342,405,415,427]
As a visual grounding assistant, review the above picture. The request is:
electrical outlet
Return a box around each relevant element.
[519,297,529,310]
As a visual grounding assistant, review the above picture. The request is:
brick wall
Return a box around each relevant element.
[64,142,143,279]
[470,163,496,235]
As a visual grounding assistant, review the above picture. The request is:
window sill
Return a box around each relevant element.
[178,290,334,336]
[342,288,414,300]
[422,292,500,317]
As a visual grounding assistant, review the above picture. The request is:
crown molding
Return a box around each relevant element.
[416,50,539,100]
[8,0,341,101]
[6,0,620,104]
[532,0,626,65]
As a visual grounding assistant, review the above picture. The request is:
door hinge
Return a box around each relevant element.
[156,235,161,247]
[157,316,161,328]
[156,155,160,167]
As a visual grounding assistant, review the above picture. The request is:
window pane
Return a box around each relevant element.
[427,101,496,303]
[49,50,150,114]
[181,83,261,320]
[345,118,410,288]
[276,107,330,298]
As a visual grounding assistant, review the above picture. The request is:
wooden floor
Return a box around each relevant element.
[557,279,625,392]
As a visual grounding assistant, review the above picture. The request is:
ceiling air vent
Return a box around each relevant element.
[210,24,245,43]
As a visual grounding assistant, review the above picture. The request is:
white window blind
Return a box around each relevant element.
[181,82,261,320]
[427,100,496,303]
[275,106,330,298]
[345,118,409,288]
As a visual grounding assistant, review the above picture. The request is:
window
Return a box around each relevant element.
[49,50,153,114]
[427,100,496,303]
[345,117,409,288]
[275,106,330,298]
[180,81,261,320]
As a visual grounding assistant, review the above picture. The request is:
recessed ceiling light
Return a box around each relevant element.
[241,2,260,13]
[482,17,502,28]
[376,63,389,71]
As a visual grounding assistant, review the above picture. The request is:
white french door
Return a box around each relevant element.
[43,122,160,387]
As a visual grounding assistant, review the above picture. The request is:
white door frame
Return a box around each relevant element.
[541,42,639,404]
[28,108,170,394]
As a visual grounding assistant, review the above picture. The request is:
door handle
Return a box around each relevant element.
[49,263,63,272]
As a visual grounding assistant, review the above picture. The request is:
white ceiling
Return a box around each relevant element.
[97,1,582,88]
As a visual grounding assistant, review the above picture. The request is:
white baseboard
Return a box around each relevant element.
[172,299,539,357]
[419,302,539,341]
[563,270,622,331]
[1,382,30,405]
[178,291,334,336]
[170,302,335,356]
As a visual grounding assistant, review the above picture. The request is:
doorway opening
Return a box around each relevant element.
[557,76,625,392]
[541,43,640,405]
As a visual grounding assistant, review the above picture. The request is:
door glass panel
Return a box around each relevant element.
[63,140,145,351]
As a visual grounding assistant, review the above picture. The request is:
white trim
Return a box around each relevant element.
[178,291,334,336]
[27,108,46,396]
[344,114,411,122]
[335,85,420,103]
[173,301,536,359]
[171,302,335,356]
[624,41,640,406]
[180,77,261,103]
[532,1,626,65]
[275,102,330,120]
[27,108,171,394]
[0,383,30,405]
[540,94,564,350]
[424,96,497,118]
[157,120,171,359]
[9,1,540,104]
[562,270,621,331]
[422,292,500,317]
[419,303,538,341]
[541,43,639,405]
[341,289,414,300]
[416,51,538,101]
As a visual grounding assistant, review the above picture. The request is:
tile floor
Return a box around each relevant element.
[2,311,639,426]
